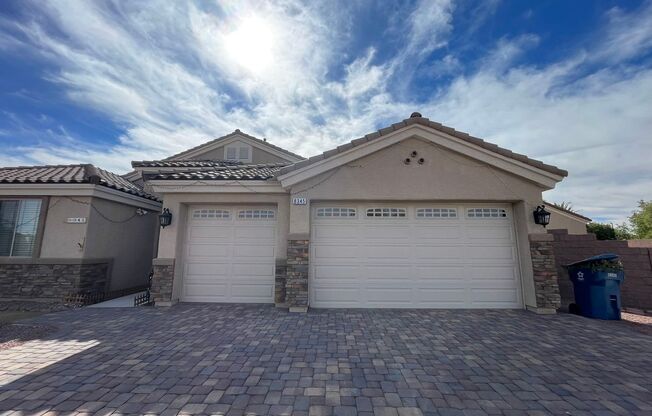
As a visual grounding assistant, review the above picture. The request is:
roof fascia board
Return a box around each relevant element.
[547,205,591,223]
[0,184,162,210]
[278,124,563,189]
[150,181,287,194]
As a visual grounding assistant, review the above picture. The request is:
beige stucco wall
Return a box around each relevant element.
[155,192,290,303]
[191,143,290,164]
[547,209,588,234]
[40,196,92,258]
[83,197,159,291]
[286,138,551,310]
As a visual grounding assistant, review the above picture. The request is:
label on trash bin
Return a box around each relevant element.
[576,271,584,281]
[607,272,618,278]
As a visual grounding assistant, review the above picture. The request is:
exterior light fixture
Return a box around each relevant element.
[159,208,172,228]
[533,205,551,227]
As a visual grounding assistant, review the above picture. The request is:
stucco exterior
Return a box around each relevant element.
[0,185,161,296]
[151,133,559,312]
[547,206,589,234]
[83,197,159,291]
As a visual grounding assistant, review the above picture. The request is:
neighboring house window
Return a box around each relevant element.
[416,208,457,218]
[366,208,407,218]
[0,199,42,257]
[224,144,252,162]
[467,208,507,218]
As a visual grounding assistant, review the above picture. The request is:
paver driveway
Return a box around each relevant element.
[0,305,651,416]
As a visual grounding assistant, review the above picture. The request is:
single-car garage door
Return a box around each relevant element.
[311,203,522,308]
[183,206,276,303]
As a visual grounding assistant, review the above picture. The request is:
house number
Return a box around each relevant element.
[66,217,87,224]
[292,197,307,205]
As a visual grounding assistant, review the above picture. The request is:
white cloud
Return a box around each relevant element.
[0,0,651,223]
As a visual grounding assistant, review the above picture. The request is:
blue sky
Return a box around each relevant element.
[1,0,651,223]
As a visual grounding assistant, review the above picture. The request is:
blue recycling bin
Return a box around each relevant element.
[565,253,624,320]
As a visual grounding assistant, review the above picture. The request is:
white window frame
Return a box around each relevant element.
[0,198,43,257]
[416,208,458,219]
[466,208,508,219]
[315,207,357,218]
[365,207,407,218]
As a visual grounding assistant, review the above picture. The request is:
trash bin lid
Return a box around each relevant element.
[565,253,619,268]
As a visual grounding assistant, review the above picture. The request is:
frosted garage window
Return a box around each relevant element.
[366,208,407,218]
[416,208,457,218]
[316,207,356,218]
[238,210,275,219]
[192,209,230,219]
[467,208,507,218]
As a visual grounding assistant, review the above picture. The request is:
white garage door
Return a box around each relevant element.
[311,204,522,308]
[182,206,276,303]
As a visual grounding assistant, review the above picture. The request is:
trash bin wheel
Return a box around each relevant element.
[568,303,580,315]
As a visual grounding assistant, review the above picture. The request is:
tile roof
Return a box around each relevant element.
[279,115,568,177]
[143,163,288,181]
[165,130,305,161]
[132,160,243,168]
[0,164,160,201]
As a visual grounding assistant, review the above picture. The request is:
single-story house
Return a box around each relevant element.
[143,113,570,313]
[0,164,161,302]
[545,202,592,234]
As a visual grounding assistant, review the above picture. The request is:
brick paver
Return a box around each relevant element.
[0,305,651,415]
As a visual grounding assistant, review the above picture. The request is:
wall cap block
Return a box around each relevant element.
[529,233,554,242]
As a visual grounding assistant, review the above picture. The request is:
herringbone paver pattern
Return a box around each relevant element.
[0,305,650,415]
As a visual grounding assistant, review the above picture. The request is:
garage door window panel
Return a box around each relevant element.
[238,209,275,219]
[416,208,457,218]
[365,208,407,218]
[316,207,357,218]
[467,208,508,218]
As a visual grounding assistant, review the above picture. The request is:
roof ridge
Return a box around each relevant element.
[279,115,568,177]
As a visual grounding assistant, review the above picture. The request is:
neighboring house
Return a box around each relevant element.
[545,202,591,234]
[0,164,161,302]
[145,113,569,313]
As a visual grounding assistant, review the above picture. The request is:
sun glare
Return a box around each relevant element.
[225,16,275,74]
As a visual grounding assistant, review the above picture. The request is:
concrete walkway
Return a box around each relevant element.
[0,305,650,415]
[87,291,146,308]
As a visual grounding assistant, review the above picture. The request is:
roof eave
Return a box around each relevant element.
[278,122,566,190]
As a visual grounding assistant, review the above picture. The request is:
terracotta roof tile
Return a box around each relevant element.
[132,160,243,168]
[0,164,160,201]
[143,163,287,181]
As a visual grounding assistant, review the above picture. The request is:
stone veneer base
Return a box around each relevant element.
[151,258,175,306]
[529,233,561,312]
[285,240,309,309]
[0,259,110,299]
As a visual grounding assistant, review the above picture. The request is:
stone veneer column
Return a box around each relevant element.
[528,233,561,313]
[285,239,309,312]
[151,258,175,306]
[275,259,287,304]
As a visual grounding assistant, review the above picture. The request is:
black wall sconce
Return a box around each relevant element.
[159,208,172,228]
[533,205,551,227]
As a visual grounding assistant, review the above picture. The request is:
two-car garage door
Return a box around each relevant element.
[310,204,522,308]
